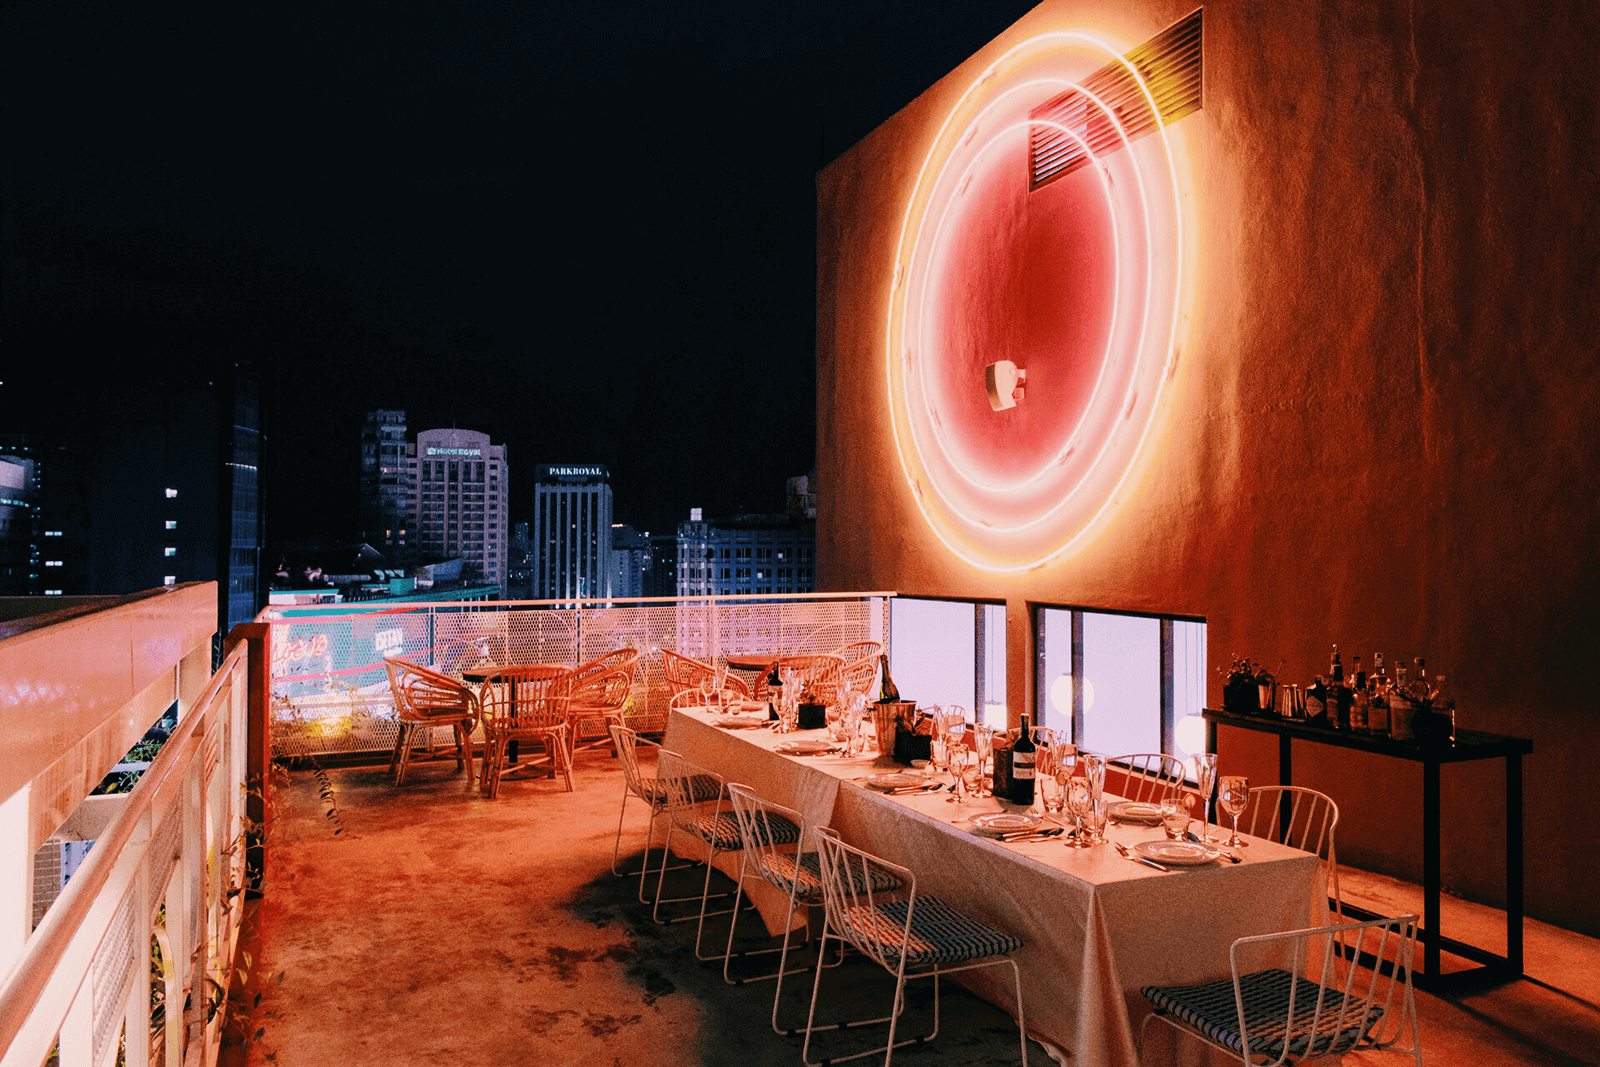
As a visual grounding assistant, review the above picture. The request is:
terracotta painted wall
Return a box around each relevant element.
[817,0,1600,935]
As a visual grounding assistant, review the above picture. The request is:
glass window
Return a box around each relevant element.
[888,597,1005,724]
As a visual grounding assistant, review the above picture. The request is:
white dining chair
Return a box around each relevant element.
[1243,785,1343,924]
[1108,752,1188,804]
[608,724,720,900]
[803,827,1029,1067]
[1140,914,1422,1066]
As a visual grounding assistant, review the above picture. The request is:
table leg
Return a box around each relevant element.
[1423,758,1442,983]
[1279,733,1293,843]
[1507,752,1524,975]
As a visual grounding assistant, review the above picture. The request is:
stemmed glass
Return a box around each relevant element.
[1193,753,1219,842]
[972,725,994,797]
[948,744,973,802]
[1219,775,1251,847]
[1063,778,1093,846]
[699,675,717,710]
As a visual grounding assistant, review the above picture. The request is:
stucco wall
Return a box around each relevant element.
[817,0,1600,935]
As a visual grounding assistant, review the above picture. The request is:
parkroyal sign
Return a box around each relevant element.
[539,465,608,478]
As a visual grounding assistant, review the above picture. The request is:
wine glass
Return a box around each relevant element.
[948,744,973,802]
[1219,775,1251,847]
[1063,778,1093,847]
[972,725,994,797]
[699,675,717,710]
[1192,753,1219,842]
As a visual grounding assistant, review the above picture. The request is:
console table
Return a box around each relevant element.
[1203,707,1532,990]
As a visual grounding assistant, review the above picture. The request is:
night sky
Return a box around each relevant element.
[3,1,1036,542]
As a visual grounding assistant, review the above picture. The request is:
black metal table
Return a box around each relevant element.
[1203,707,1531,990]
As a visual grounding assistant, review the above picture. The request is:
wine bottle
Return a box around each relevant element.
[1434,672,1456,744]
[1011,714,1037,806]
[766,663,783,720]
[876,654,900,703]
[1328,646,1348,729]
[1349,655,1369,732]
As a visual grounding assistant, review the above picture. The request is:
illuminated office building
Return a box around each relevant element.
[408,428,508,591]
[358,410,410,561]
[530,465,612,600]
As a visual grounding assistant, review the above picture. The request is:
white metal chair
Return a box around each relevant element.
[1140,914,1422,1066]
[653,752,796,961]
[725,785,907,1033]
[608,724,721,901]
[1108,752,1188,804]
[383,657,480,787]
[1242,785,1343,924]
[803,827,1029,1067]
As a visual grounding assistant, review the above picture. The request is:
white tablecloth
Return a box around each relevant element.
[662,709,1325,1067]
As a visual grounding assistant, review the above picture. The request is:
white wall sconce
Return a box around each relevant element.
[985,360,1027,411]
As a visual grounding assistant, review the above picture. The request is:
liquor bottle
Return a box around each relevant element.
[1011,713,1037,806]
[1305,675,1328,723]
[1349,655,1369,733]
[1328,646,1348,729]
[1411,658,1429,706]
[1368,653,1390,735]
[876,654,900,703]
[1434,673,1456,744]
[1390,661,1415,740]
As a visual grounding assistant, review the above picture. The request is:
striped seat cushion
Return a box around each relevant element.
[643,773,723,808]
[764,850,903,902]
[842,898,1022,968]
[686,810,799,852]
[1141,968,1384,1060]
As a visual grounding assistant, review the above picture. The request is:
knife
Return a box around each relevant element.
[1114,840,1171,872]
[999,827,1064,843]
[889,784,943,795]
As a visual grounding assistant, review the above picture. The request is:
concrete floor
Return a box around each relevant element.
[223,747,1600,1066]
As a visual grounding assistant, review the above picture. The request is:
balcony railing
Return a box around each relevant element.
[265,592,891,759]
[0,586,262,1067]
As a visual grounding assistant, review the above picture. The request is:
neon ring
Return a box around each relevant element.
[885,31,1186,572]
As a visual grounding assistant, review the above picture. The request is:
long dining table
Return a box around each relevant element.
[661,707,1326,1067]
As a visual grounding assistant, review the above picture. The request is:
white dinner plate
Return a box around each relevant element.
[1133,839,1221,866]
[865,773,926,792]
[970,812,1043,836]
[713,714,769,729]
[1109,801,1165,825]
[775,739,833,755]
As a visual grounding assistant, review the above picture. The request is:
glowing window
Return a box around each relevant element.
[165,488,178,498]
[164,547,177,557]
[165,520,177,530]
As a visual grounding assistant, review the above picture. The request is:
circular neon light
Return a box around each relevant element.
[885,32,1185,572]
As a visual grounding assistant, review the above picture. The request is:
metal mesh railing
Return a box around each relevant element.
[265,594,892,759]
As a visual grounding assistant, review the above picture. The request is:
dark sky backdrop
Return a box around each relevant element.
[3,1,1035,542]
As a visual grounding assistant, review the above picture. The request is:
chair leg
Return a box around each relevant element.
[393,723,418,786]
[556,729,574,791]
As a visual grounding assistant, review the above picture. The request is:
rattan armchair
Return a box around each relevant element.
[568,648,641,756]
[476,665,574,799]
[383,657,480,787]
[661,648,751,702]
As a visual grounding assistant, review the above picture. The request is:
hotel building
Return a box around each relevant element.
[408,428,508,591]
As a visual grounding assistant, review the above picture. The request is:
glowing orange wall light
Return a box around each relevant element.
[885,31,1188,572]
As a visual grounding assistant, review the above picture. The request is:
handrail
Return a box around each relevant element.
[261,589,901,621]
[0,640,252,1065]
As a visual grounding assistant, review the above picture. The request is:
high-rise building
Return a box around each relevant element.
[507,521,533,599]
[675,505,815,598]
[408,428,508,592]
[530,465,612,600]
[358,410,410,562]
[609,524,649,599]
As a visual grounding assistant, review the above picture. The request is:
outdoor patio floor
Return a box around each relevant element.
[221,746,1600,1066]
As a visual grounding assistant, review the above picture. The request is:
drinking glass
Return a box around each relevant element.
[699,676,716,710]
[1161,793,1192,840]
[972,725,994,797]
[949,745,974,802]
[1219,775,1251,847]
[931,736,950,775]
[1192,752,1219,842]
[1063,778,1093,847]
[1038,766,1064,814]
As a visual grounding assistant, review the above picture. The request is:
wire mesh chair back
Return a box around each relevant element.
[811,827,915,974]
[611,723,654,804]
[477,665,573,731]
[1230,914,1420,1065]
[655,749,726,832]
[1243,785,1341,921]
[728,784,809,895]
[775,653,846,700]
[1109,753,1188,804]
